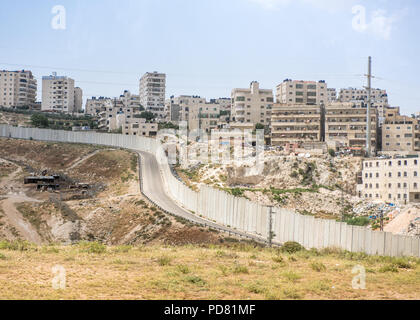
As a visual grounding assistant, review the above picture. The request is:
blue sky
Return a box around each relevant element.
[0,0,419,114]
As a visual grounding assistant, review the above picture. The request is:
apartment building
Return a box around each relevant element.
[122,118,158,137]
[120,90,141,109]
[74,87,83,112]
[85,97,112,116]
[166,95,207,124]
[325,102,377,152]
[231,81,273,126]
[339,87,388,104]
[271,104,323,146]
[382,115,419,152]
[276,79,327,105]
[188,103,220,133]
[356,156,420,204]
[139,72,166,120]
[98,102,142,132]
[327,88,337,103]
[0,70,37,108]
[42,73,78,113]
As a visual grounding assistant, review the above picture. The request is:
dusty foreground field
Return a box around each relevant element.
[0,241,419,300]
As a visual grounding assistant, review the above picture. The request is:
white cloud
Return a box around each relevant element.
[251,0,407,40]
[352,7,408,40]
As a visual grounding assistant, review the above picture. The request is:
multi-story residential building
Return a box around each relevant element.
[356,156,420,204]
[271,104,323,146]
[276,79,327,105]
[139,72,166,120]
[120,90,141,109]
[0,70,37,108]
[327,88,337,103]
[188,103,220,133]
[339,87,388,104]
[210,98,231,123]
[382,115,419,153]
[42,73,79,113]
[85,97,112,116]
[166,95,207,124]
[97,102,142,132]
[122,118,158,137]
[324,102,377,152]
[231,81,273,126]
[74,87,83,112]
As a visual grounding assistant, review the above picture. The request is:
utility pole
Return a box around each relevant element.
[365,56,373,158]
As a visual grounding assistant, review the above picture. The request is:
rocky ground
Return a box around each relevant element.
[0,138,227,245]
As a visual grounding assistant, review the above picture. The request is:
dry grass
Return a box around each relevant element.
[0,243,418,300]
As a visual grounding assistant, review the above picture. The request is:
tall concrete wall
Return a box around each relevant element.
[1,124,419,258]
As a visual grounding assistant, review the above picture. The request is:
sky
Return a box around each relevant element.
[0,0,419,114]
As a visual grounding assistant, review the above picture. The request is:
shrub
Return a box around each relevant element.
[282,271,301,282]
[78,241,106,254]
[112,245,132,253]
[185,275,206,286]
[0,240,33,251]
[0,253,6,260]
[157,256,171,266]
[393,258,414,269]
[311,262,327,272]
[281,242,305,254]
[177,265,190,274]
[272,255,284,263]
[233,264,249,274]
[379,264,399,273]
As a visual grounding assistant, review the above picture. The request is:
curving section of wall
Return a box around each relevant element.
[0,124,419,258]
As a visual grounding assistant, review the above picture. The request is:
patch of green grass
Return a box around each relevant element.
[233,264,249,274]
[311,262,327,272]
[282,271,302,283]
[176,265,191,274]
[379,264,399,273]
[77,241,106,254]
[157,256,172,266]
[0,240,34,251]
[185,275,206,286]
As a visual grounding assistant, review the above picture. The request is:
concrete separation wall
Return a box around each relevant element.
[1,124,419,257]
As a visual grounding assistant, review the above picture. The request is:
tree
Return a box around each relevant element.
[31,113,49,128]
[255,123,265,130]
[136,111,156,121]
[328,149,336,157]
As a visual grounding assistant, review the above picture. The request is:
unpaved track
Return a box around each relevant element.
[0,160,43,244]
[66,148,115,171]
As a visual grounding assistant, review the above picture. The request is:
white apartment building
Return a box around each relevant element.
[382,115,419,153]
[0,70,37,108]
[339,87,388,104]
[85,97,112,116]
[122,118,158,137]
[357,156,420,204]
[231,81,273,126]
[166,95,207,124]
[327,88,337,103]
[120,90,141,109]
[74,87,83,112]
[139,72,166,120]
[42,73,78,113]
[98,104,142,132]
[276,79,327,105]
